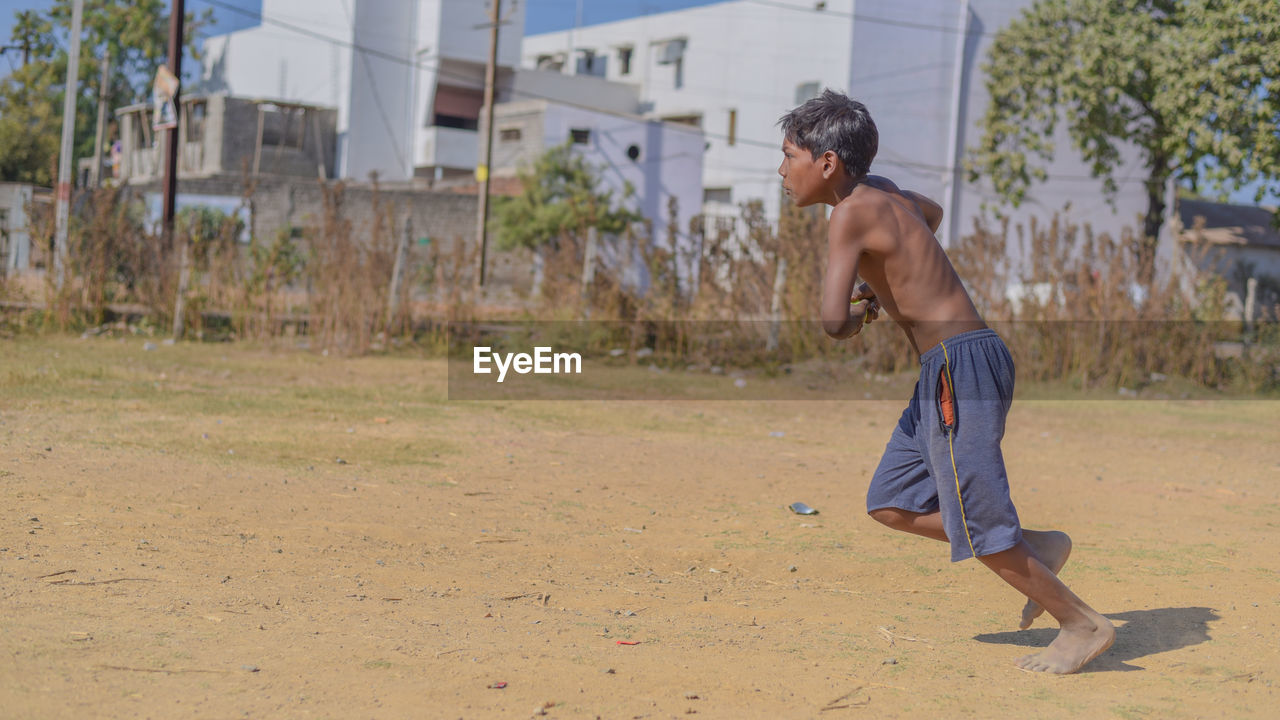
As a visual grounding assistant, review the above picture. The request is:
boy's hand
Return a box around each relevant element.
[850,283,879,332]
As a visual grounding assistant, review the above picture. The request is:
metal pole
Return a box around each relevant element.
[941,0,970,248]
[567,0,582,74]
[53,0,84,291]
[162,0,185,241]
[475,0,500,288]
[91,48,111,188]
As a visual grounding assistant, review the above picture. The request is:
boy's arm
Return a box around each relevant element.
[821,205,871,339]
[903,190,943,234]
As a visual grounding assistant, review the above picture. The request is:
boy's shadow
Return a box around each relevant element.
[972,607,1219,672]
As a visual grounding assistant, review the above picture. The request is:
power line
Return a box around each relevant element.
[195,0,1142,188]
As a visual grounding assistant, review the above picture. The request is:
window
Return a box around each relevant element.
[576,49,606,77]
[536,54,564,72]
[657,39,686,65]
[662,114,702,128]
[617,46,633,76]
[261,106,305,149]
[185,100,206,142]
[655,38,687,90]
[432,84,484,131]
[569,128,591,145]
[795,82,821,105]
[727,108,737,146]
[133,111,153,149]
[435,115,479,131]
[499,127,522,142]
[704,187,732,205]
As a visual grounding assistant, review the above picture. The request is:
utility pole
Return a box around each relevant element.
[163,0,185,241]
[941,0,970,249]
[166,0,186,339]
[53,0,84,292]
[91,49,111,188]
[475,0,501,288]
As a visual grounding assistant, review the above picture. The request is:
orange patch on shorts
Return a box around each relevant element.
[939,368,956,429]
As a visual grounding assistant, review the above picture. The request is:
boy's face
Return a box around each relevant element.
[778,138,832,207]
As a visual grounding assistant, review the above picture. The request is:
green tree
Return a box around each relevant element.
[0,1,211,185]
[491,141,643,252]
[969,0,1280,274]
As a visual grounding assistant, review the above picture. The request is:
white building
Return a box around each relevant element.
[201,0,526,182]
[850,0,1150,249]
[526,0,1158,253]
[521,0,855,223]
[490,97,705,268]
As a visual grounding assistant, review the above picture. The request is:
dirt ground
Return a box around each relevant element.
[2,335,1278,719]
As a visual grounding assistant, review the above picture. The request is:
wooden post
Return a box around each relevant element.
[767,257,787,352]
[386,215,411,333]
[580,226,598,297]
[172,228,190,339]
[91,49,111,188]
[1244,276,1257,333]
[252,104,265,177]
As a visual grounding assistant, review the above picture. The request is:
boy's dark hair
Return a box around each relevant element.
[779,89,878,179]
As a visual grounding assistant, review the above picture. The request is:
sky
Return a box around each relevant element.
[0,0,727,63]
[0,0,727,83]
[1,0,1275,206]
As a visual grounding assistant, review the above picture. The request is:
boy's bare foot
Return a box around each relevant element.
[1020,530,1072,629]
[1016,609,1115,674]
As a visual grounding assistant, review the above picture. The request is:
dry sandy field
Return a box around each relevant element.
[2,335,1278,719]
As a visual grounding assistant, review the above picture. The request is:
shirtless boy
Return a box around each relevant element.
[778,90,1114,674]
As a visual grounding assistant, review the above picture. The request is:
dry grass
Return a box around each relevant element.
[5,185,1276,393]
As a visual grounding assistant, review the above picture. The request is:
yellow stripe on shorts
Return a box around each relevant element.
[940,341,977,558]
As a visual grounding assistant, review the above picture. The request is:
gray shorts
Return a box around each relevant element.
[866,328,1022,561]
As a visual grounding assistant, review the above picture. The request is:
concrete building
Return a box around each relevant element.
[200,0,526,182]
[849,0,1150,250]
[115,94,338,184]
[521,0,856,224]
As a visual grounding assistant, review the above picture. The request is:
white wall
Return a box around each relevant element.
[346,0,417,180]
[850,0,1151,255]
[202,0,528,181]
[522,0,854,222]
[512,69,641,116]
[202,0,356,176]
[438,0,525,68]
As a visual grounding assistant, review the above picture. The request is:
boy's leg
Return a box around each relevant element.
[870,508,1110,673]
[868,508,1072,628]
[978,541,1114,674]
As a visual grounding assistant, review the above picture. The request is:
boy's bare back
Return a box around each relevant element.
[822,175,986,355]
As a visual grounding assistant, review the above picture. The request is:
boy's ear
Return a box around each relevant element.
[820,150,842,179]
